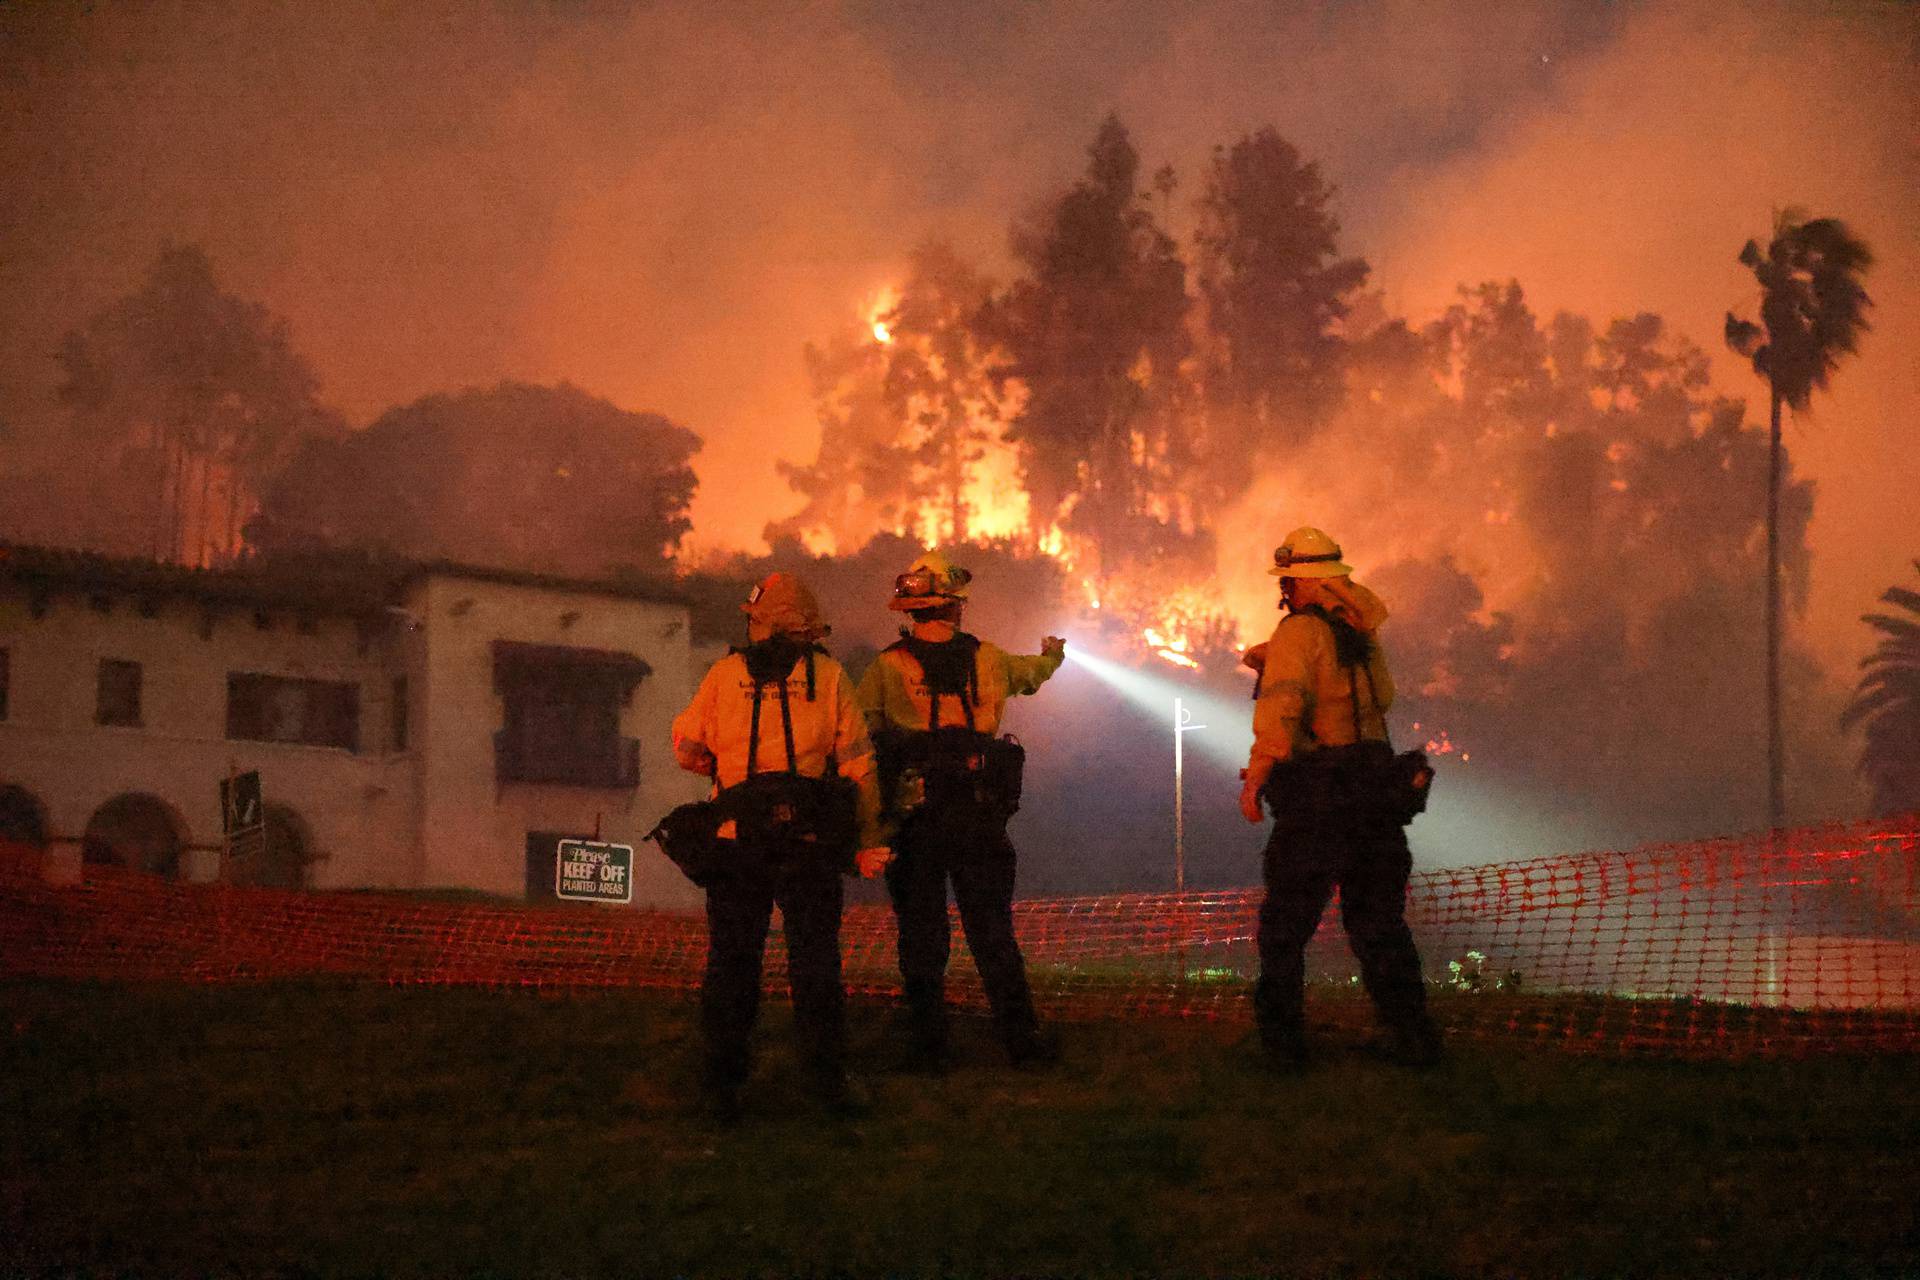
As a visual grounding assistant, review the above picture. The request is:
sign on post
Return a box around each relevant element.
[221,769,265,863]
[555,839,634,904]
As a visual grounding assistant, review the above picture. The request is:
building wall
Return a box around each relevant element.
[409,575,705,908]
[0,570,708,907]
[0,589,415,885]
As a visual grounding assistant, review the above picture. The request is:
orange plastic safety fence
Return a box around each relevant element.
[3,819,1916,1059]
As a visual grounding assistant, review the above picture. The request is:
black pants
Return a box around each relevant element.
[884,812,1040,1051]
[701,847,845,1090]
[1254,803,1431,1048]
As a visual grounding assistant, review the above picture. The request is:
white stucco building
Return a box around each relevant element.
[0,544,711,908]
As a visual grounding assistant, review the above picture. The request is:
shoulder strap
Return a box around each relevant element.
[746,680,764,777]
[893,633,980,732]
[1356,663,1393,750]
[776,675,798,773]
[743,656,804,777]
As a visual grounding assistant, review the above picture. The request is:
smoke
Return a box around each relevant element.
[1364,1,1920,671]
[1,0,1912,668]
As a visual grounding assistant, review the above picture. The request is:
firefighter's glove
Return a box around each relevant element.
[855,846,894,878]
[1239,778,1266,824]
[674,740,718,777]
[1041,635,1066,660]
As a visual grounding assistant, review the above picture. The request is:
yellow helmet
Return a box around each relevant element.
[1268,526,1353,578]
[888,550,973,611]
[742,572,829,640]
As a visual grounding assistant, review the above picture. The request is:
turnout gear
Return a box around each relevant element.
[664,575,886,1112]
[670,640,882,851]
[1249,606,1396,767]
[699,860,849,1104]
[884,817,1043,1063]
[888,550,974,612]
[871,634,1027,833]
[859,631,1058,824]
[1241,528,1440,1065]
[715,642,861,870]
[1255,806,1435,1061]
[857,587,1064,1067]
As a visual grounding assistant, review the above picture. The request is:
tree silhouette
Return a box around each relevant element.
[1194,127,1369,470]
[56,245,337,565]
[980,113,1190,579]
[252,381,699,575]
[1325,280,1818,841]
[1725,210,1874,829]
[1840,561,1920,816]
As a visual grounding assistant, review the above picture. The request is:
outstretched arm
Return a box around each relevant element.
[1003,636,1066,696]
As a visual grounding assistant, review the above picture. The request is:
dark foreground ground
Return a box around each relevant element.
[2,980,1916,1278]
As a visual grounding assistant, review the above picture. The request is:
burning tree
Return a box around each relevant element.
[882,241,1006,546]
[770,241,1012,553]
[979,113,1193,582]
[767,317,916,554]
[764,134,1854,845]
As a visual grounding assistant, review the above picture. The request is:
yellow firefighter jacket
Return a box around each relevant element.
[672,648,884,848]
[1249,609,1395,769]
[855,630,1062,817]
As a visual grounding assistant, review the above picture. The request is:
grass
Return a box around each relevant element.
[3,979,1917,1278]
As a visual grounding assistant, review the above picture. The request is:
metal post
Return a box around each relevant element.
[1174,698,1205,984]
[1173,698,1206,894]
[1174,697,1185,896]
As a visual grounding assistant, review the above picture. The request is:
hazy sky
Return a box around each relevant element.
[2,0,1914,670]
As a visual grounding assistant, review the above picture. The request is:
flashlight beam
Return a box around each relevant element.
[1064,646,1252,772]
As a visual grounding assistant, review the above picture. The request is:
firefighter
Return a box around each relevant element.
[1239,527,1442,1070]
[671,572,890,1120]
[856,550,1065,1071]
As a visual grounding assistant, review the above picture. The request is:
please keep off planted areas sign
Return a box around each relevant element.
[555,840,634,904]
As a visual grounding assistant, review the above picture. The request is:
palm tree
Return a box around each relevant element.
[1724,210,1873,830]
[1840,561,1920,816]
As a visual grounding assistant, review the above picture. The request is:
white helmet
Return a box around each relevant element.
[1268,526,1353,578]
[888,550,973,611]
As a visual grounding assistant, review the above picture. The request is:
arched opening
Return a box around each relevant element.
[233,803,310,889]
[0,784,50,849]
[82,793,187,878]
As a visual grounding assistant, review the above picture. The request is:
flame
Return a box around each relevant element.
[896,436,1030,548]
[1112,582,1241,670]
[801,287,1253,677]
[1412,721,1473,764]
[864,284,900,346]
[1142,626,1201,669]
